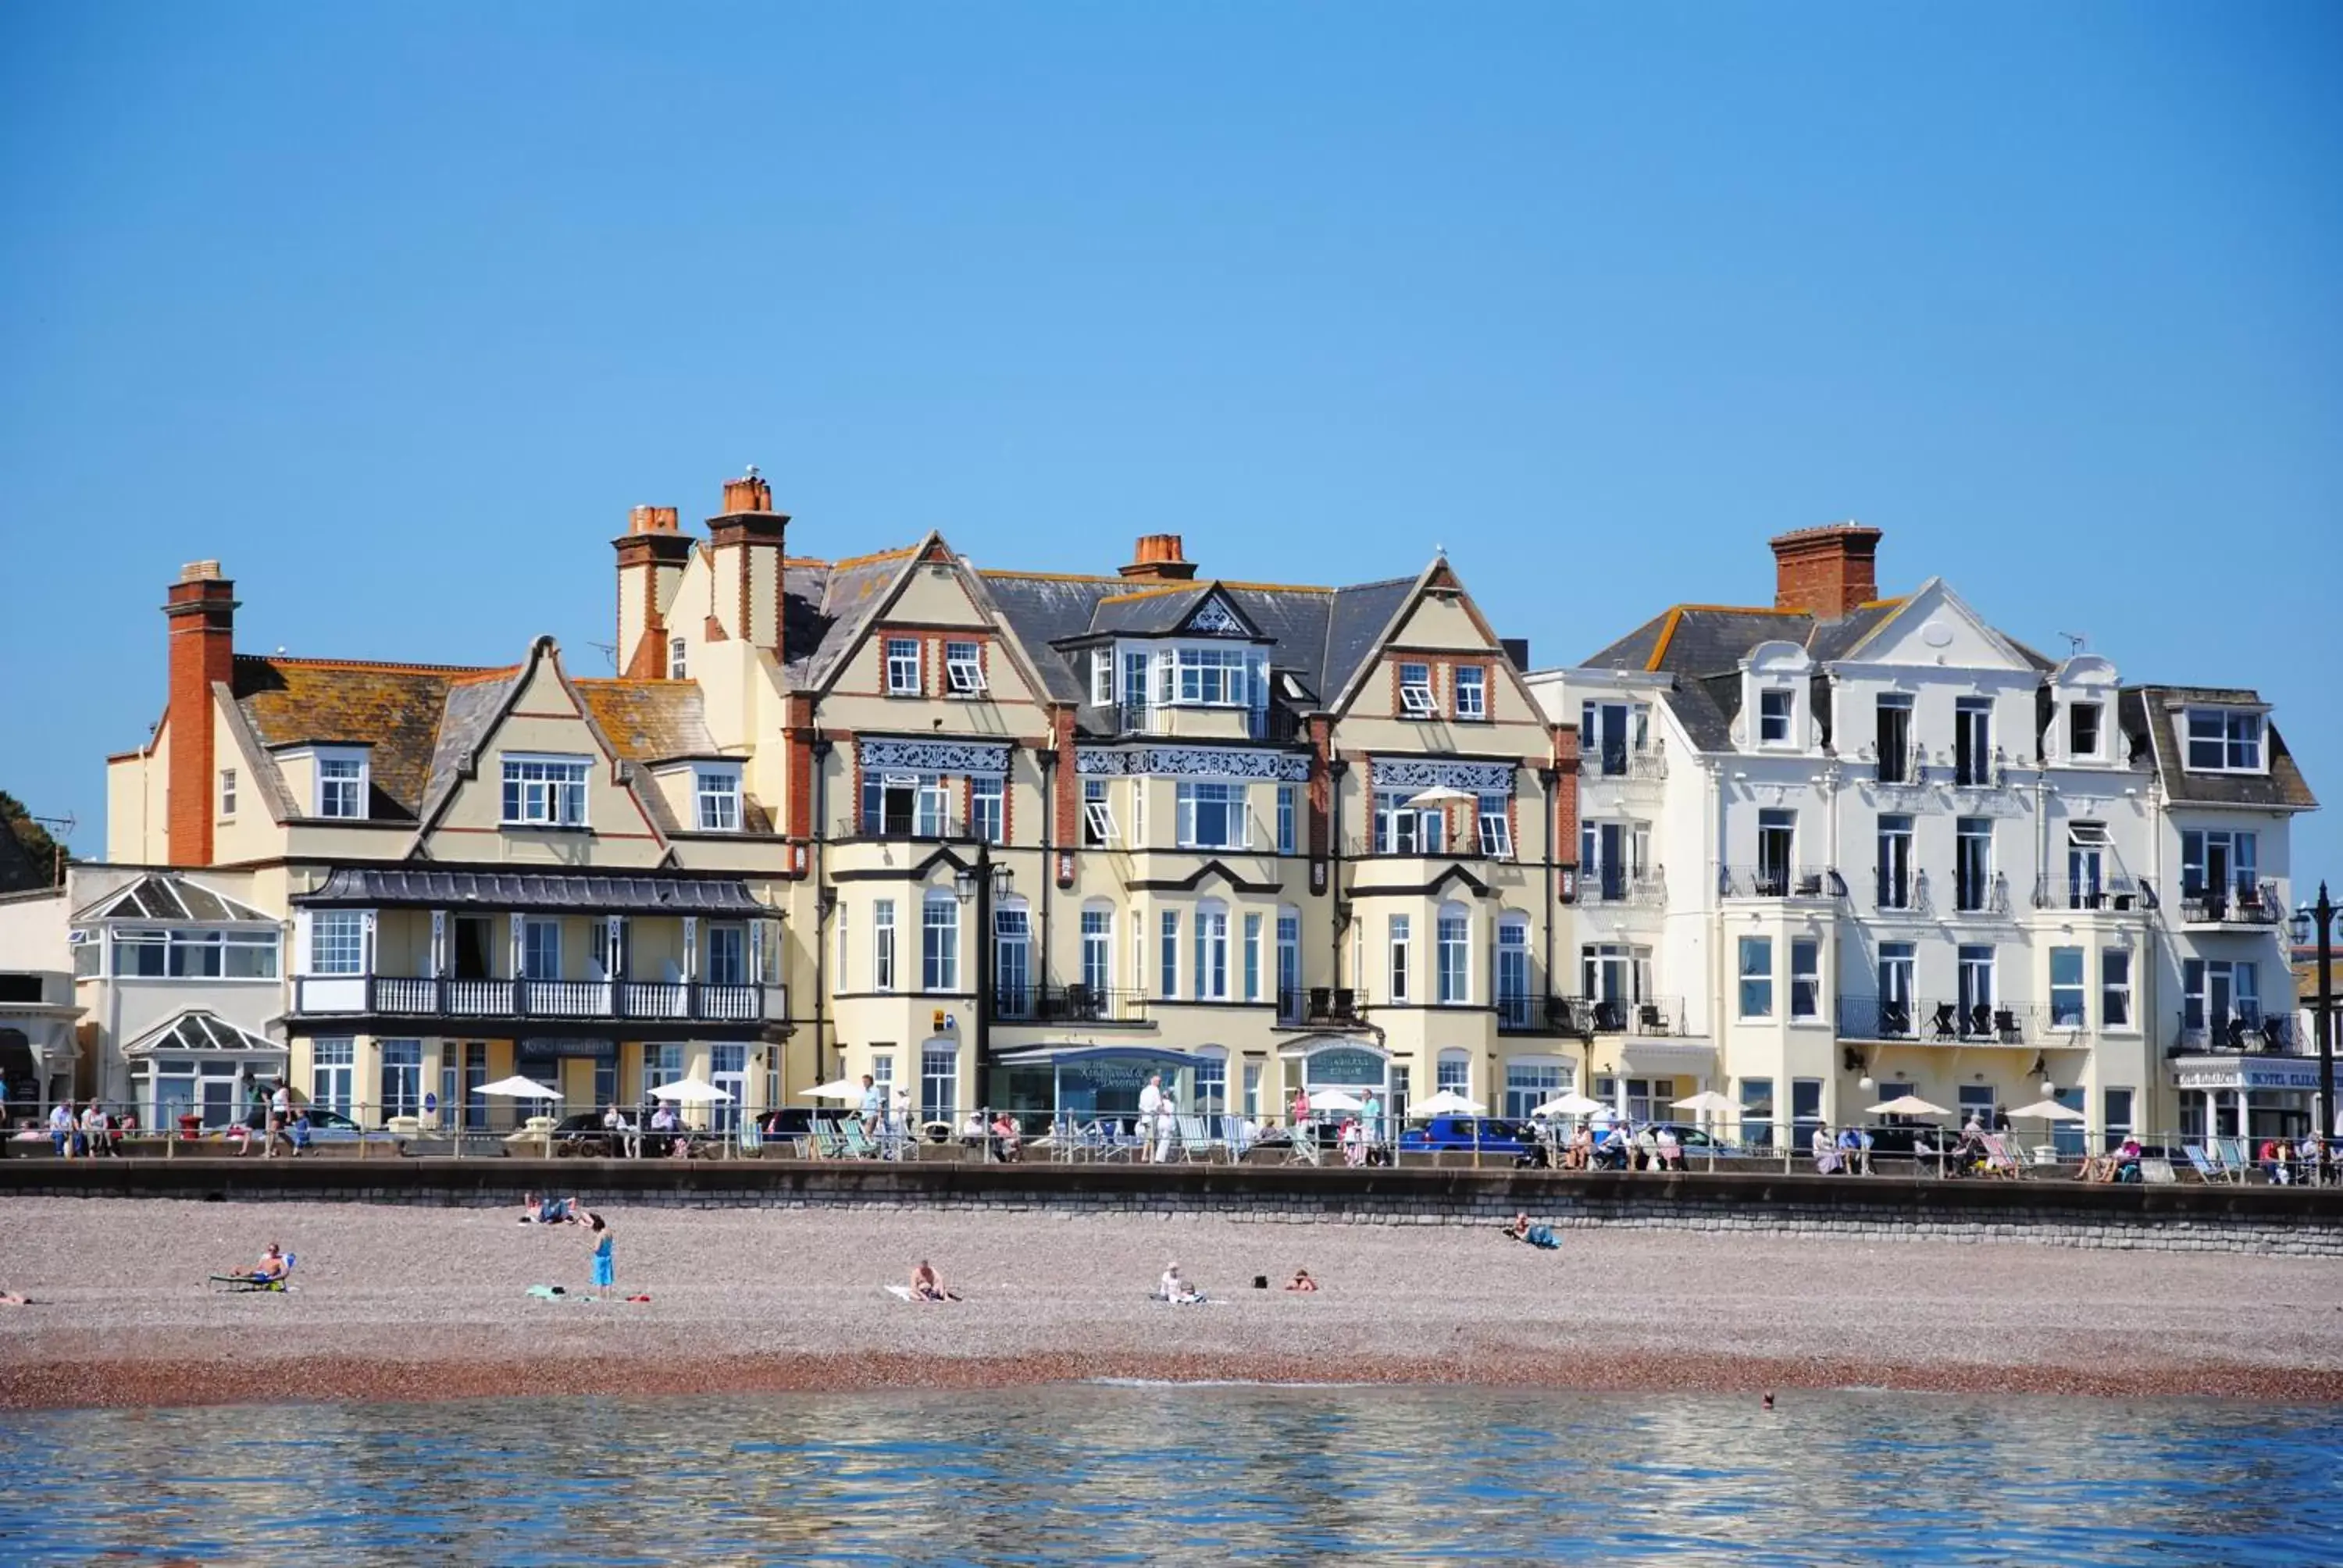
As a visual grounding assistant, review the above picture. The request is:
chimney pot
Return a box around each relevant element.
[720,473,775,515]
[1119,533,1198,582]
[1768,522,1883,619]
[180,560,223,583]
[629,505,681,536]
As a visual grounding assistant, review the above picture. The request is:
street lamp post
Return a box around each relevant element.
[2291,882,2335,1148]
[955,842,1013,1120]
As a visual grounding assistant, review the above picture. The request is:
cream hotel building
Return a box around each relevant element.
[64,473,2314,1147]
[94,472,1580,1132]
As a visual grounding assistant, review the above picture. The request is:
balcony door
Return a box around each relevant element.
[453,917,494,979]
[1756,810,1796,895]
[1877,943,1915,1037]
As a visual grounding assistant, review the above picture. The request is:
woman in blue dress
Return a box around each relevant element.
[587,1213,615,1299]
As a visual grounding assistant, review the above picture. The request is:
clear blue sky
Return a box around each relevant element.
[2,3,2336,881]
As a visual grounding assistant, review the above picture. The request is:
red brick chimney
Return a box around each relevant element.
[705,469,790,657]
[164,560,237,866]
[1119,533,1198,583]
[614,504,693,677]
[1769,523,1882,618]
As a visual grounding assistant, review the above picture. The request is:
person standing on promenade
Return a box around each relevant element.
[858,1074,881,1126]
[587,1213,615,1300]
[1289,1085,1310,1151]
[1139,1074,1164,1163]
[890,1086,912,1160]
[1360,1089,1383,1156]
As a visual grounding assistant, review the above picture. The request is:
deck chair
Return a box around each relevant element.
[1285,1122,1323,1166]
[211,1253,296,1292]
[2214,1137,2252,1183]
[1976,1133,2021,1179]
[808,1116,847,1160]
[1221,1114,1257,1160]
[840,1117,880,1159]
[1172,1114,1212,1163]
[2183,1144,2224,1184]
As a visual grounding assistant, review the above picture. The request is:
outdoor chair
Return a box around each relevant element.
[1332,987,1358,1020]
[1976,1133,2021,1179]
[1963,1004,1993,1039]
[1993,1009,2020,1042]
[1881,1000,1913,1038]
[1174,1114,1213,1162]
[2213,1136,2252,1181]
[2183,1144,2225,1184]
[1931,1003,1959,1040]
[1285,1121,1322,1165]
[808,1117,847,1160]
[211,1253,297,1292]
[1307,986,1333,1022]
[1638,1002,1670,1035]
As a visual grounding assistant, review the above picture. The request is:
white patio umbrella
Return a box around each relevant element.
[1307,1089,1364,1113]
[1411,1089,1484,1117]
[1669,1089,1742,1171]
[801,1078,865,1103]
[649,1077,733,1104]
[1403,786,1476,808]
[1866,1094,1950,1118]
[476,1075,560,1100]
[2006,1099,2084,1121]
[1532,1092,1607,1119]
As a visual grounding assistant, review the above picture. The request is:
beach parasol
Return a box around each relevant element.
[477,1075,561,1100]
[1402,786,1477,809]
[1865,1094,1949,1118]
[1306,1089,1364,1113]
[648,1077,733,1103]
[1411,1090,1484,1117]
[2005,1099,2084,1121]
[801,1078,866,1103]
[1671,1091,1740,1117]
[1532,1092,1607,1119]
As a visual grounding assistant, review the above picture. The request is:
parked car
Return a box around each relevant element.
[1398,1115,1540,1156]
[220,1105,405,1146]
[546,1110,686,1157]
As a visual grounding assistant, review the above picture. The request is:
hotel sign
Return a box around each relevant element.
[2173,1059,2321,1092]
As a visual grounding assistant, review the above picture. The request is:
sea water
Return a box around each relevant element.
[0,1386,2337,1564]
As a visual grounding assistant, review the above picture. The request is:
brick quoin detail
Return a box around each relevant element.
[164,563,237,867]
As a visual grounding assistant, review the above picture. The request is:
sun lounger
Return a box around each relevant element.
[210,1253,296,1292]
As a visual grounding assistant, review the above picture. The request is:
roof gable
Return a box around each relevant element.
[1834,579,2035,673]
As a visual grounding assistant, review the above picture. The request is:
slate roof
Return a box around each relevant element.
[2123,686,2318,811]
[574,680,721,763]
[230,655,498,822]
[782,548,916,689]
[292,866,766,914]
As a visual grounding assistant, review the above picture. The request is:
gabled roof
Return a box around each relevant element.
[2123,686,2318,811]
[782,545,924,690]
[73,874,273,925]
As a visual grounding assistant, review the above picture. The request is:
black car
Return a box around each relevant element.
[546,1110,686,1157]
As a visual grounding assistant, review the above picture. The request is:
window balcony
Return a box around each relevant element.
[1579,867,1666,908]
[1564,995,1685,1036]
[2031,875,2158,914]
[1718,865,1847,900]
[1950,749,2007,789]
[291,974,784,1028]
[1863,743,1928,789]
[1113,701,1300,743]
[1282,987,1364,1027]
[2170,1013,2297,1057]
[2177,878,2284,927]
[997,985,1151,1025]
[1838,997,2069,1046]
[1579,742,1667,786]
[1952,871,2010,917]
[1496,994,1575,1035]
[1873,869,1933,917]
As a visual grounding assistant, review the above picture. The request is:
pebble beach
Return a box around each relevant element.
[2,1197,2339,1409]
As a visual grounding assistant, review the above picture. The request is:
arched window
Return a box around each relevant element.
[993,896,1031,1017]
[1435,901,1471,1005]
[1496,912,1532,1027]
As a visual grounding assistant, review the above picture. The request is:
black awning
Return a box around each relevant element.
[292,866,769,916]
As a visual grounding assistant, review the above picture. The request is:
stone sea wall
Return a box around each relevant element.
[6,1158,2339,1256]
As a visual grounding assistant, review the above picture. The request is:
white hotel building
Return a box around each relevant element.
[1528,523,2319,1150]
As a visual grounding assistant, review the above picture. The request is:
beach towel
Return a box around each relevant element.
[884,1284,915,1301]
[526,1284,568,1300]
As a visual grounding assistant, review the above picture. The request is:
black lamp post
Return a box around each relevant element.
[955,843,1013,1105]
[2293,883,2336,1148]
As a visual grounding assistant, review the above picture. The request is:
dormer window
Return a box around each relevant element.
[945,640,986,695]
[668,637,688,680]
[885,638,922,696]
[316,749,369,819]
[1399,663,1437,718]
[2067,700,2102,759]
[1756,689,1793,744]
[1089,650,1113,706]
[2185,709,2263,772]
[694,766,742,832]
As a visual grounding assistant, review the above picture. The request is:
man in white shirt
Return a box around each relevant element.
[1137,1074,1164,1163]
[48,1102,73,1159]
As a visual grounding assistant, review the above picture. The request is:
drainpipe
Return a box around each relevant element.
[1328,757,1350,992]
[1037,747,1056,1008]
[811,734,833,1085]
[1537,765,1559,1015]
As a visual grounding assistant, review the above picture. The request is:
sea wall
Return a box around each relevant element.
[5,1158,2339,1256]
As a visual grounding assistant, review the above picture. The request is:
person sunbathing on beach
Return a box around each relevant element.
[1160,1263,1204,1304]
[249,1244,287,1284]
[1505,1213,1560,1249]
[0,1289,29,1306]
[911,1260,961,1302]
[1286,1269,1318,1292]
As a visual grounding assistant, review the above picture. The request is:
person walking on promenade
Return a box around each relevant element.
[1138,1074,1165,1163]
[587,1213,615,1301]
[1289,1085,1311,1150]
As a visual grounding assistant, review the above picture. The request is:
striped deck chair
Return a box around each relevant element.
[1285,1121,1323,1166]
[2214,1137,2253,1183]
[1977,1132,2022,1179]
[2184,1144,2225,1184]
[1170,1114,1212,1163]
[808,1116,847,1160]
[840,1117,880,1159]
